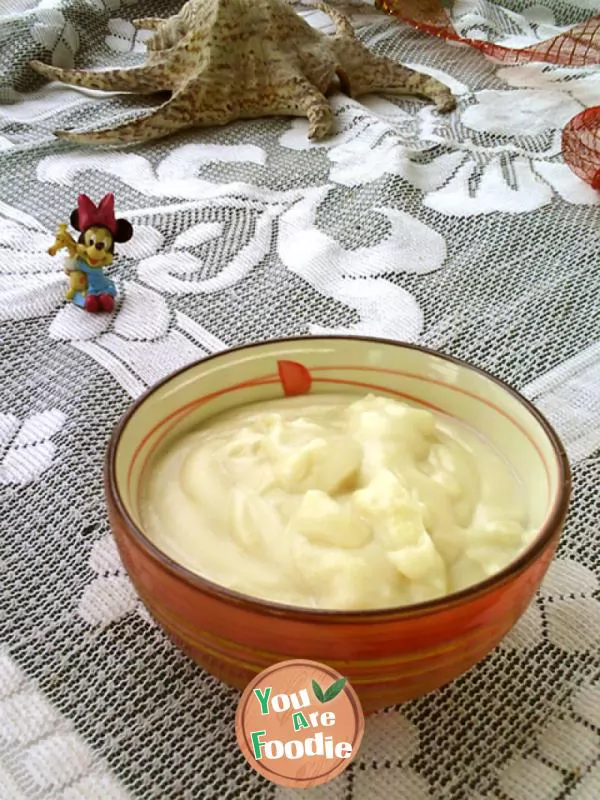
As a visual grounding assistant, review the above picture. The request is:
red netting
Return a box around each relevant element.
[375,0,600,189]
[562,107,600,191]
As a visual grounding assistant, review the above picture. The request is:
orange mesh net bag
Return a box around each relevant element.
[375,0,600,189]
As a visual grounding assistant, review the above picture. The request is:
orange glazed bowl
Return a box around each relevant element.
[105,336,571,713]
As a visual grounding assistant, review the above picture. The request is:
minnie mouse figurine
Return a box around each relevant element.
[48,193,133,313]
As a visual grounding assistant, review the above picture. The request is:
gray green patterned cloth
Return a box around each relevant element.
[1,1,599,798]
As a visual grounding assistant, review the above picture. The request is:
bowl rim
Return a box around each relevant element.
[105,335,572,622]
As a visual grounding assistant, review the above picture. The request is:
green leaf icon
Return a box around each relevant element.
[312,677,348,703]
[323,677,347,702]
[312,679,325,703]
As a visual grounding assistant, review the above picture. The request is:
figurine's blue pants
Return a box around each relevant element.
[71,260,116,308]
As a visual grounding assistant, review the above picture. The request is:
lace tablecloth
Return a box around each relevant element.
[1,1,599,798]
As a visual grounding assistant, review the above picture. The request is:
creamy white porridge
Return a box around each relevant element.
[141,394,535,610]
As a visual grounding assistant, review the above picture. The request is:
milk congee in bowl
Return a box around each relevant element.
[141,392,536,611]
[106,337,570,711]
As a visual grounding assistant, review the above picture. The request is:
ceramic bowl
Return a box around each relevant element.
[105,336,571,713]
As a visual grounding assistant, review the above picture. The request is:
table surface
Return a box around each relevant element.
[1,2,599,799]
